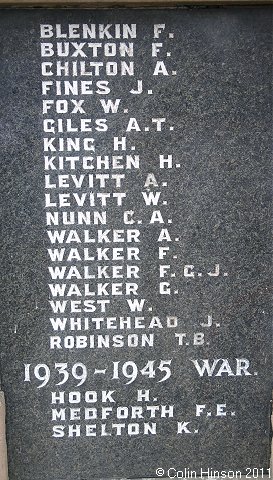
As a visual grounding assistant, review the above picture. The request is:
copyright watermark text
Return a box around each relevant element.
[155,467,270,478]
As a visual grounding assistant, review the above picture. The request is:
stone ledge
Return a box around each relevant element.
[0,0,271,5]
[101,477,271,480]
[115,477,271,480]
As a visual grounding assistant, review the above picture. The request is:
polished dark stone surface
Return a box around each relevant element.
[0,7,272,480]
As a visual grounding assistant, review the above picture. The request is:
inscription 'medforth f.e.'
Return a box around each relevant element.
[0,8,272,480]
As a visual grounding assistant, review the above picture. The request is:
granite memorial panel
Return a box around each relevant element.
[0,7,272,480]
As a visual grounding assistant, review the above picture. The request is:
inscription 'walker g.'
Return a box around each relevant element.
[0,6,272,480]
